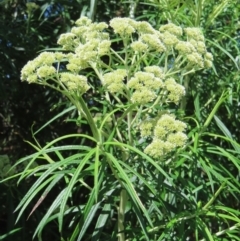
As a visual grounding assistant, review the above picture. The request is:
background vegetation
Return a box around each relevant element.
[0,0,239,240]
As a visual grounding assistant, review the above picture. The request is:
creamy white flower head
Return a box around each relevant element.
[60,73,90,94]
[189,40,206,54]
[186,52,204,68]
[205,52,213,61]
[167,132,188,147]
[57,33,76,50]
[54,52,67,61]
[26,74,38,83]
[110,17,137,36]
[102,69,127,93]
[140,34,166,52]
[139,118,158,137]
[75,16,92,26]
[175,41,196,55]
[35,52,56,66]
[135,21,156,34]
[144,65,165,79]
[74,38,110,61]
[71,26,88,38]
[159,23,183,37]
[128,71,163,90]
[184,27,204,41]
[162,32,179,47]
[37,66,56,79]
[144,139,166,158]
[98,40,111,55]
[164,78,185,104]
[131,89,157,104]
[21,60,37,81]
[127,71,164,104]
[143,114,187,158]
[67,54,89,71]
[204,60,213,68]
[203,52,213,68]
[21,52,57,83]
[130,41,148,52]
[155,114,179,136]
[89,22,108,32]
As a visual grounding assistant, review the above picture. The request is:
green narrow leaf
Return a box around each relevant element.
[203,91,228,128]
[91,203,111,241]
[197,217,214,241]
[58,148,96,232]
[206,38,240,70]
[214,115,240,153]
[15,175,55,224]
[94,145,100,202]
[27,173,64,220]
[105,152,153,228]
[77,201,102,241]
[34,188,67,239]
[70,186,98,241]
[103,141,172,184]
[34,105,76,135]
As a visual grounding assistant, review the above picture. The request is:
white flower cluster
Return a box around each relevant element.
[102,69,127,93]
[109,18,213,70]
[126,66,185,105]
[21,52,58,83]
[140,114,187,158]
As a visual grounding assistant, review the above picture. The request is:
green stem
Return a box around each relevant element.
[203,182,226,210]
[180,75,190,111]
[74,96,100,142]
[118,189,127,241]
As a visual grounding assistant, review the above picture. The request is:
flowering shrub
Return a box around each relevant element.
[21,16,212,158]
[18,17,213,240]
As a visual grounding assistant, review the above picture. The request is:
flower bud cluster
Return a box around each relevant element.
[140,114,187,158]
[102,69,127,93]
[109,18,213,70]
[127,67,164,104]
[126,66,185,105]
[21,52,57,83]
[60,73,90,93]
[58,16,111,72]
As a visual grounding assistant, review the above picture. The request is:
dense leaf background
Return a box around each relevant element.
[0,0,240,240]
